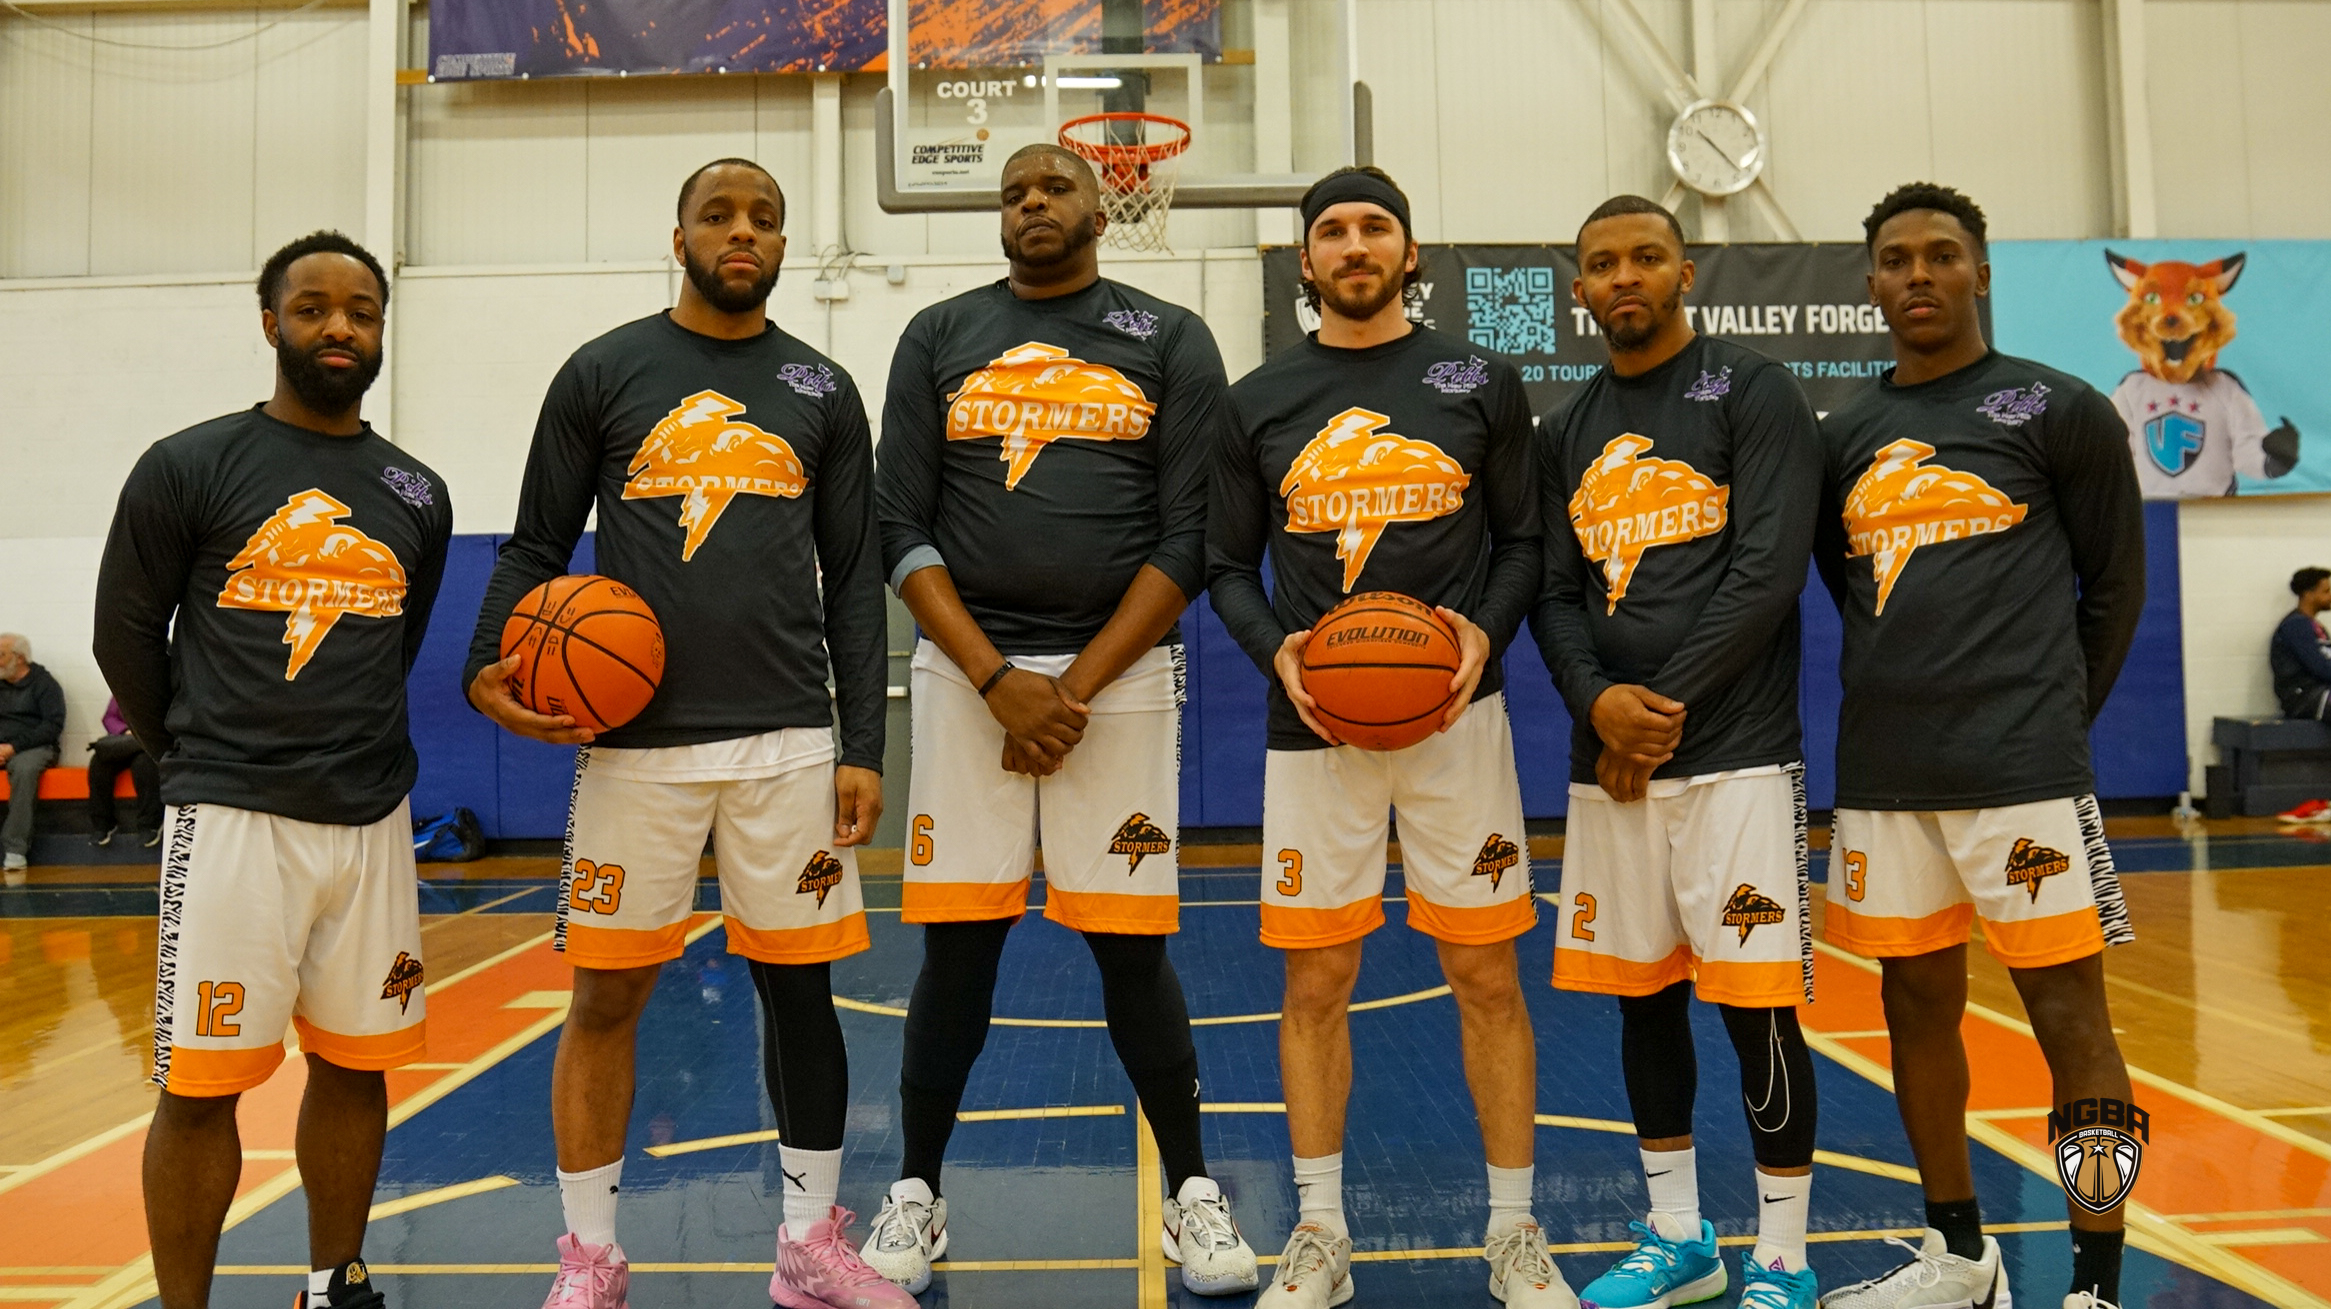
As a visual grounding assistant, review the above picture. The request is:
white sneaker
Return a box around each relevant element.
[2062,1295,2117,1309]
[1257,1222,1355,1308]
[1486,1219,1579,1308]
[859,1178,948,1295]
[1160,1176,1260,1295]
[1819,1229,2007,1308]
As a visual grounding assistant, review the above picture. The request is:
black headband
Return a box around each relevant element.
[1300,172,1410,238]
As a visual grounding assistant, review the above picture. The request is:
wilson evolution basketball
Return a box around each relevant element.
[499,574,664,733]
[1301,591,1462,751]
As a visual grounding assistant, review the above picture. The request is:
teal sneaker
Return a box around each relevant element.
[1737,1252,1819,1308]
[1578,1212,1725,1308]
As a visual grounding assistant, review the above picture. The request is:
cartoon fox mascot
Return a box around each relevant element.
[2106,249,2299,498]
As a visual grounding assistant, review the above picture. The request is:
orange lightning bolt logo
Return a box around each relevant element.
[1843,439,2028,614]
[1279,408,1471,592]
[217,490,408,681]
[945,342,1156,489]
[624,390,808,561]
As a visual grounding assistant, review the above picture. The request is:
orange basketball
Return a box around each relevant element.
[499,574,664,733]
[1301,591,1462,751]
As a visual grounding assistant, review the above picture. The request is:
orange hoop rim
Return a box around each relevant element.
[1058,112,1192,168]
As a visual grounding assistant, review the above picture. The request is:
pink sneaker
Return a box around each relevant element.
[542,1234,629,1309]
[772,1207,919,1308]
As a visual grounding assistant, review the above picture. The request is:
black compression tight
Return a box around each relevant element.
[747,960,849,1152]
[1615,980,1817,1169]
[899,918,1208,1195]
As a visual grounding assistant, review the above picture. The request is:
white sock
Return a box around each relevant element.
[1750,1169,1812,1273]
[307,1269,333,1305]
[558,1159,623,1249]
[1642,1146,1701,1233]
[1485,1163,1534,1236]
[780,1145,842,1233]
[1292,1152,1347,1238]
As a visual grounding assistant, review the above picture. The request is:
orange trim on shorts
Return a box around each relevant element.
[900,877,1032,924]
[1691,958,1811,1008]
[724,913,872,964]
[1259,898,1386,951]
[1043,887,1179,936]
[563,920,691,969]
[163,1043,286,1097]
[1979,908,2106,969]
[1552,944,1693,996]
[1822,901,1975,958]
[293,1016,427,1071]
[1402,891,1537,946]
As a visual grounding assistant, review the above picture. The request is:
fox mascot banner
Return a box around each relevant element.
[1989,240,2330,499]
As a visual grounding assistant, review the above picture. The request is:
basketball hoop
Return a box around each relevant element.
[1059,112,1192,253]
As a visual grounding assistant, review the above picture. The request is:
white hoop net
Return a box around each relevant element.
[1060,114,1190,253]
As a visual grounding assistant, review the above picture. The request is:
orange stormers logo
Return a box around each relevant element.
[797,851,846,908]
[1108,813,1173,873]
[1471,834,1521,893]
[2004,837,2070,904]
[1569,434,1729,614]
[1280,408,1471,592]
[379,950,424,1014]
[1720,883,1787,943]
[946,342,1155,489]
[217,490,408,681]
[1843,439,2028,614]
[623,390,808,561]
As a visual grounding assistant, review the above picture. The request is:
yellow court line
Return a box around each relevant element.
[1135,1113,1166,1309]
[1201,1102,1286,1114]
[1967,1107,2052,1121]
[2176,1208,2331,1223]
[2194,1229,2330,1247]
[504,990,575,1010]
[1534,1114,1635,1134]
[646,1128,783,1158]
[0,1271,112,1277]
[960,1105,1126,1122]
[368,1175,519,1220]
[2257,1107,2331,1118]
[240,1149,296,1160]
[833,984,1452,1030]
[0,1115,150,1202]
[1820,1029,1893,1039]
[0,1289,91,1300]
[1811,1150,1922,1185]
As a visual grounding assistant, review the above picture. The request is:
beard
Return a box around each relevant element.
[682,245,780,314]
[276,334,382,413]
[1002,212,1098,267]
[1599,283,1683,351]
[1310,261,1405,322]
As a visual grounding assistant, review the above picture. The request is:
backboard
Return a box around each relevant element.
[876,0,1367,213]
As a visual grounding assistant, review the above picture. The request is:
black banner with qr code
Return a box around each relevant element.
[1261,243,1990,418]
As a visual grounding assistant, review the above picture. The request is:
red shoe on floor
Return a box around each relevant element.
[2278,798,2331,823]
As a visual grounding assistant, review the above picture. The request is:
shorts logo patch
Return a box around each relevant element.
[1110,812,1173,873]
[797,850,845,907]
[2004,837,2070,903]
[380,951,424,1013]
[1471,833,1520,892]
[1721,883,1787,942]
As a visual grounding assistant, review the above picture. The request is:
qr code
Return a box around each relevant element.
[1465,266,1558,356]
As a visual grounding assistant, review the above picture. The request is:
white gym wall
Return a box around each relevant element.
[5,0,2330,788]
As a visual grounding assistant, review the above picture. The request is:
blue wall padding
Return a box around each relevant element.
[409,514,2188,837]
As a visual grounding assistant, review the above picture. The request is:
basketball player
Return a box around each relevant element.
[463,159,905,1309]
[1535,195,1824,1309]
[94,232,449,1309]
[866,143,1258,1298]
[1210,166,1565,1308]
[1815,184,2145,1309]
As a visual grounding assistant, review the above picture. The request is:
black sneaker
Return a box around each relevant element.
[142,829,163,849]
[90,827,117,848]
[295,1260,388,1309]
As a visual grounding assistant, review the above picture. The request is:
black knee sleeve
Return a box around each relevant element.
[897,917,1016,1190]
[1618,981,1698,1141]
[747,960,848,1152]
[1084,931,1207,1192]
[1718,1003,1818,1170]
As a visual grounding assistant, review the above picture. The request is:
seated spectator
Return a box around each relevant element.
[0,633,66,879]
[2273,568,2331,719]
[85,696,161,850]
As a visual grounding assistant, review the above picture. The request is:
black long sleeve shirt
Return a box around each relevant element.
[0,663,66,753]
[462,313,887,771]
[1815,351,2147,809]
[1208,327,1542,751]
[2270,610,2331,717]
[92,407,453,825]
[1534,336,1822,783]
[874,278,1224,654]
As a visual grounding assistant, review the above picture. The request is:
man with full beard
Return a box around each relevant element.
[95,232,450,1309]
[865,144,1258,1298]
[1208,166,1562,1308]
[1535,195,1824,1309]
[464,159,901,1309]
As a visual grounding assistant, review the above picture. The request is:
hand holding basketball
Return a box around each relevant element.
[1434,606,1490,732]
[1273,629,1341,746]
[493,575,664,735]
[468,654,595,745]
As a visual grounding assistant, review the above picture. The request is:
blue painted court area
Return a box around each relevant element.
[159,862,2270,1308]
